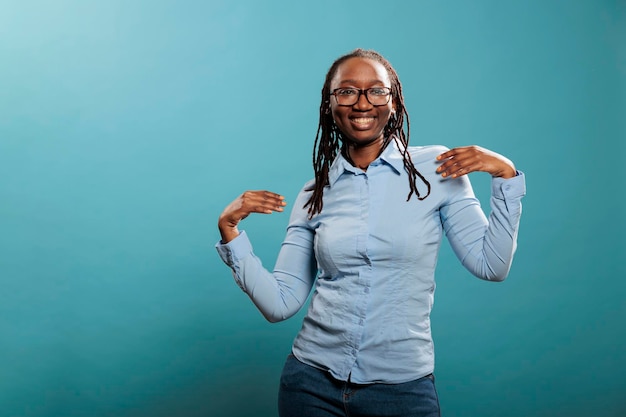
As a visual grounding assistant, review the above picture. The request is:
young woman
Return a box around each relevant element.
[216,49,526,417]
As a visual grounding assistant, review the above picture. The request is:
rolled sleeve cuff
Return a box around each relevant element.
[491,170,526,200]
[215,230,253,267]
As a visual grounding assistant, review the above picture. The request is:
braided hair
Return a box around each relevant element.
[304,48,431,218]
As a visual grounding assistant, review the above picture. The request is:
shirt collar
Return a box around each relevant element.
[327,140,405,188]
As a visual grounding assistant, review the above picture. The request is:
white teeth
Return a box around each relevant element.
[352,117,374,124]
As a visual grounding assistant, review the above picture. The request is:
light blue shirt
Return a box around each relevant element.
[216,143,526,384]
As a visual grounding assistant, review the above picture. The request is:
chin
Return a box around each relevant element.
[343,132,385,147]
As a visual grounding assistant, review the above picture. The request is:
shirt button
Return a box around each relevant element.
[351,349,357,355]
[364,287,370,294]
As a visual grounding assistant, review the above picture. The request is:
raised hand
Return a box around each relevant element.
[436,146,516,179]
[218,191,287,243]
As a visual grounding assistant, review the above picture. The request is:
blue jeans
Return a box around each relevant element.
[278,354,441,417]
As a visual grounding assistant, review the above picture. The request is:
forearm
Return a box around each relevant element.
[461,197,520,281]
[215,230,316,322]
[445,173,526,281]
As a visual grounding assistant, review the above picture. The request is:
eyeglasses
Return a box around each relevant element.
[330,87,392,106]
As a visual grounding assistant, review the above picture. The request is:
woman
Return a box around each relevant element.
[216,49,525,417]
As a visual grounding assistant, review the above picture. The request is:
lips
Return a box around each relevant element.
[350,116,376,129]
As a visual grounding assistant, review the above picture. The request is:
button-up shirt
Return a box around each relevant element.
[216,143,526,384]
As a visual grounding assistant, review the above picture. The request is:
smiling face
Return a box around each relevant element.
[329,57,395,148]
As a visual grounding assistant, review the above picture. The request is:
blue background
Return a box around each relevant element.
[1,1,624,416]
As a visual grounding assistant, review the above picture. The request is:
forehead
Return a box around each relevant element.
[330,57,391,88]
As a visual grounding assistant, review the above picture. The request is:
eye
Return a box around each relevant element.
[336,88,358,96]
[369,88,388,96]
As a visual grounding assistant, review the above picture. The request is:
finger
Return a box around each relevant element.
[254,201,287,214]
[446,162,480,178]
[261,191,287,206]
[437,146,516,178]
[436,150,468,175]
[241,191,287,214]
[439,154,486,177]
[436,146,474,161]
[437,163,464,178]
[244,190,285,204]
[436,154,478,176]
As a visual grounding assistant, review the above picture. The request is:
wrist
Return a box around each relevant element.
[499,167,517,179]
[218,218,240,243]
[219,227,240,244]
[492,163,516,179]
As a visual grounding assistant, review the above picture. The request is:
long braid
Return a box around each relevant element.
[387,74,431,202]
[305,49,430,218]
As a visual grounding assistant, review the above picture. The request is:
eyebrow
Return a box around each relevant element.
[337,79,388,85]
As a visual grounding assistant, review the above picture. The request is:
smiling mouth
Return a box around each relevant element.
[350,117,375,126]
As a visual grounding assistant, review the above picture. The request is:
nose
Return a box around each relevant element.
[354,90,372,110]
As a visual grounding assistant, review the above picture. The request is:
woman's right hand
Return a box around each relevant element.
[218,191,287,243]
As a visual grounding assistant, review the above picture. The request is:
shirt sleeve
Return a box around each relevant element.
[215,187,318,322]
[440,171,526,281]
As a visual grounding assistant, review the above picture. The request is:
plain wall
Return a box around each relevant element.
[1,1,624,416]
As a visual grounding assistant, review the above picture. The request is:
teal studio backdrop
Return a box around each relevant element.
[1,1,624,416]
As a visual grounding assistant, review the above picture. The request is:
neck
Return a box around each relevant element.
[345,137,387,171]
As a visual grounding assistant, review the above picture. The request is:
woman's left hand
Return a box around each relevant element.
[436,146,517,179]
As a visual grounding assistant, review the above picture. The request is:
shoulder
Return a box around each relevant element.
[384,143,448,175]
[301,178,316,193]
[293,179,315,207]
[404,145,449,168]
[405,145,474,198]
[406,145,448,161]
